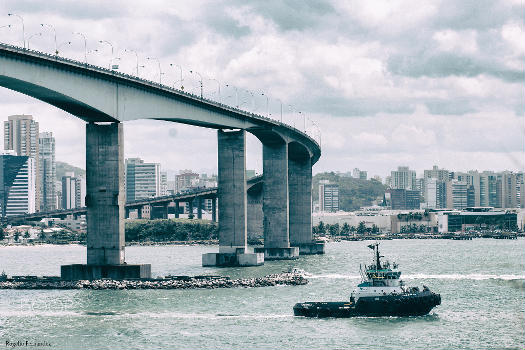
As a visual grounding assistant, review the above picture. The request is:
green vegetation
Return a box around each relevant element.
[313,220,379,236]
[56,161,86,181]
[313,172,386,211]
[125,219,218,242]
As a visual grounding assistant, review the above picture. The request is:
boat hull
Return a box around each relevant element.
[294,291,441,318]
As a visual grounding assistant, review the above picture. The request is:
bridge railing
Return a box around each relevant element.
[0,42,321,147]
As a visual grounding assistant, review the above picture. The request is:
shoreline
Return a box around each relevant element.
[0,234,521,247]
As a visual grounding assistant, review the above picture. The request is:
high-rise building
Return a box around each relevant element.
[388,189,420,210]
[424,165,450,183]
[352,168,367,180]
[38,132,56,211]
[61,174,76,210]
[501,171,517,208]
[391,166,416,190]
[4,115,40,211]
[175,170,199,193]
[319,180,339,212]
[424,178,446,209]
[125,158,161,201]
[446,180,468,210]
[160,172,168,196]
[0,153,36,217]
[61,172,85,209]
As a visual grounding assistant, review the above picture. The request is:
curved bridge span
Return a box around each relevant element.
[0,44,323,278]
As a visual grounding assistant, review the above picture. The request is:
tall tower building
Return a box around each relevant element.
[61,172,85,209]
[125,158,161,201]
[38,132,56,211]
[4,115,40,211]
[0,153,36,217]
[319,180,339,212]
[391,166,416,190]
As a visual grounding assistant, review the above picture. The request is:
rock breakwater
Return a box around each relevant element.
[0,273,308,290]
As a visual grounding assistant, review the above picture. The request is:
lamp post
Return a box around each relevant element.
[56,41,72,56]
[208,78,221,102]
[73,32,87,63]
[146,57,164,84]
[225,84,238,107]
[275,98,283,122]
[190,70,203,98]
[261,93,269,118]
[98,40,114,56]
[245,90,255,111]
[124,49,140,76]
[7,13,25,48]
[169,63,184,90]
[99,40,115,68]
[40,23,57,55]
[26,32,42,49]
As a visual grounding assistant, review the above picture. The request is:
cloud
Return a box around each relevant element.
[0,0,523,178]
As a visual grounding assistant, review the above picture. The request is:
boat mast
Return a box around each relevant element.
[375,243,381,270]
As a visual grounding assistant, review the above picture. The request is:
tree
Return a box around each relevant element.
[39,229,46,241]
[317,221,326,234]
[23,231,30,239]
[0,229,5,241]
[329,223,340,236]
[357,221,367,235]
[371,224,379,234]
[341,222,350,235]
[14,230,20,242]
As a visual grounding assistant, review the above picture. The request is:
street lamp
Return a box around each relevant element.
[245,89,256,111]
[26,32,42,49]
[275,98,283,122]
[261,92,269,118]
[124,49,140,76]
[169,63,184,90]
[225,84,238,107]
[40,23,57,55]
[7,13,25,48]
[73,32,87,63]
[98,40,114,56]
[56,41,72,56]
[146,57,164,84]
[208,78,221,102]
[190,70,203,98]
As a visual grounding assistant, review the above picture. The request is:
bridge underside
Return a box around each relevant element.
[0,45,323,276]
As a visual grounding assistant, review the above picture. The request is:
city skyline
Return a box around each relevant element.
[0,0,523,178]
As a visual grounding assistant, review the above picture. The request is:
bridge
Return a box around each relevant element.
[0,43,323,279]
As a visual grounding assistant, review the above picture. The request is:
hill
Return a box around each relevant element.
[313,172,386,211]
[56,161,86,181]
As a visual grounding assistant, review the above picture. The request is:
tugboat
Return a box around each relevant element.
[293,243,441,317]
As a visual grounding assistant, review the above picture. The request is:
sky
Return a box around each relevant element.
[0,0,523,179]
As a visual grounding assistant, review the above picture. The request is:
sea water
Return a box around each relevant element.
[0,239,523,350]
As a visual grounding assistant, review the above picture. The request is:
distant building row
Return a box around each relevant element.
[384,166,524,210]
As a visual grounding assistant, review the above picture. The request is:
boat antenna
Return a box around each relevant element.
[376,243,381,270]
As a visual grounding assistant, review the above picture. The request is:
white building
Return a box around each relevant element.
[391,166,416,190]
[0,153,36,217]
[319,180,339,212]
[125,158,161,201]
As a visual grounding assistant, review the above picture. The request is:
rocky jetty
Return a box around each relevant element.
[0,273,308,290]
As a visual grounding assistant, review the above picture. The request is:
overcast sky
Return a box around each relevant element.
[0,0,523,179]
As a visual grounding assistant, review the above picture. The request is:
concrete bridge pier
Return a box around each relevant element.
[202,130,263,267]
[288,154,324,255]
[175,201,180,218]
[255,141,298,260]
[211,198,217,222]
[61,122,151,280]
[197,197,203,219]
